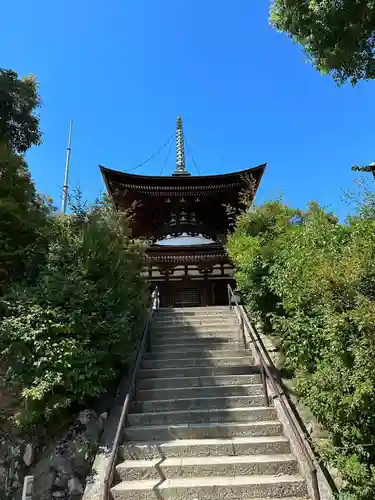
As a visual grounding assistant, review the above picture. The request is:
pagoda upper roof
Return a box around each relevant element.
[100,163,267,241]
[100,163,266,198]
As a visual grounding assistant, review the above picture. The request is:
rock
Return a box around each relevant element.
[54,472,70,489]
[306,420,314,435]
[50,455,73,476]
[98,412,108,431]
[31,470,56,499]
[10,445,21,457]
[77,410,97,426]
[77,410,101,443]
[68,477,83,495]
[12,477,21,489]
[23,443,34,467]
[52,490,66,498]
[70,440,91,477]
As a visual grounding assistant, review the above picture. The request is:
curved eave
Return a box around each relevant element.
[148,243,226,253]
[100,163,267,190]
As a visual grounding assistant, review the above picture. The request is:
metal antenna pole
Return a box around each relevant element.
[62,120,73,213]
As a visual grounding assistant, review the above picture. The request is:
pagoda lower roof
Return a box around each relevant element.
[146,243,228,264]
[100,164,266,198]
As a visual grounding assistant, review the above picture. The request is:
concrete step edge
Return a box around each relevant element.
[137,374,261,383]
[149,346,243,353]
[151,319,240,332]
[143,351,249,359]
[139,364,252,371]
[119,435,292,459]
[134,394,267,409]
[136,383,264,395]
[153,321,238,327]
[137,369,256,380]
[123,420,284,441]
[121,435,290,449]
[129,406,273,418]
[117,453,296,469]
[111,473,307,489]
[150,342,243,348]
[141,360,253,369]
[125,420,281,432]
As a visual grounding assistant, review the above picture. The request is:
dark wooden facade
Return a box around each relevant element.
[101,164,266,307]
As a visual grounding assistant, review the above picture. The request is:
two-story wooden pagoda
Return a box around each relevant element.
[101,117,266,307]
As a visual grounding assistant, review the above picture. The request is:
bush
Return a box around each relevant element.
[227,201,300,333]
[0,197,148,424]
[228,198,375,499]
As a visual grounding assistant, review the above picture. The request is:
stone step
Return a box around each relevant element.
[136,383,265,402]
[151,338,242,348]
[156,311,232,319]
[153,318,238,327]
[141,356,252,370]
[151,325,241,339]
[143,349,249,361]
[133,394,268,413]
[127,407,277,427]
[136,374,262,390]
[120,435,292,460]
[149,344,245,355]
[116,453,299,481]
[158,306,230,313]
[123,420,284,441]
[111,474,308,499]
[152,325,240,335]
[137,365,255,380]
[151,330,243,345]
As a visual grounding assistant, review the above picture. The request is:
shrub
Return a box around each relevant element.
[227,200,299,333]
[228,198,375,499]
[0,197,148,424]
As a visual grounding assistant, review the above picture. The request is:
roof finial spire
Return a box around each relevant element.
[173,116,191,176]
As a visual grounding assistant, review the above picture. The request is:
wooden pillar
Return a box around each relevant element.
[203,273,208,306]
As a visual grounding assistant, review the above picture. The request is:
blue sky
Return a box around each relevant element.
[2,1,375,219]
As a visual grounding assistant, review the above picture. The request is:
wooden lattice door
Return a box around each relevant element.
[174,287,201,307]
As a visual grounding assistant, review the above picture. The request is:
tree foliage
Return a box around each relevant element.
[0,144,50,290]
[0,68,47,291]
[0,69,42,153]
[270,1,375,85]
[0,67,149,428]
[228,197,375,499]
[0,198,148,424]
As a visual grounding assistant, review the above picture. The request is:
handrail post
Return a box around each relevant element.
[260,364,269,407]
[311,468,321,500]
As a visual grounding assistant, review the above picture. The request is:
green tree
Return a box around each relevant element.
[0,69,42,153]
[0,69,47,291]
[0,144,49,290]
[270,1,375,85]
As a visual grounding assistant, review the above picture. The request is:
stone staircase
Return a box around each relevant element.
[111,306,310,500]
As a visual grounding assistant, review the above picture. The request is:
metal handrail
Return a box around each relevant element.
[227,285,321,500]
[103,286,159,500]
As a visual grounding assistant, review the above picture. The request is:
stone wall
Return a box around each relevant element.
[0,409,106,500]
[0,438,32,500]
[30,410,107,500]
